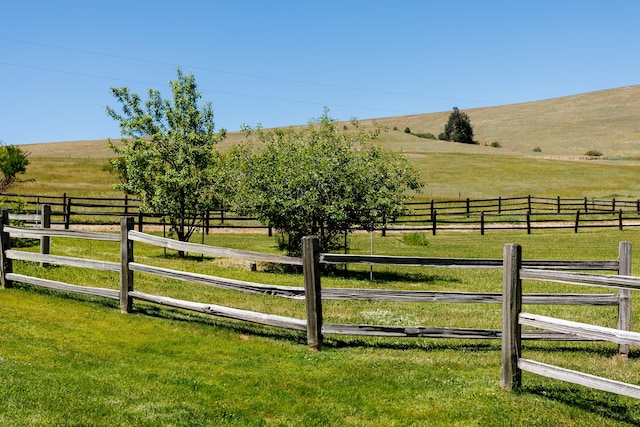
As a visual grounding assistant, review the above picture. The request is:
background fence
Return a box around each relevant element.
[3,193,640,234]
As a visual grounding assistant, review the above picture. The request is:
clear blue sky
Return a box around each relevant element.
[1,0,639,145]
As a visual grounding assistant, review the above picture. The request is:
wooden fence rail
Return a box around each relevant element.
[501,242,640,399]
[0,213,632,357]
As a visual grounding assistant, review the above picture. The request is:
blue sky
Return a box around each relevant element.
[1,1,639,145]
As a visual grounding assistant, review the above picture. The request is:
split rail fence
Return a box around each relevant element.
[501,243,640,399]
[4,193,640,234]
[1,213,637,399]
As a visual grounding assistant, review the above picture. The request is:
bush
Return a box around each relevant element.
[533,147,542,152]
[414,133,436,140]
[402,232,429,246]
[585,150,603,157]
[404,127,411,134]
[490,141,501,148]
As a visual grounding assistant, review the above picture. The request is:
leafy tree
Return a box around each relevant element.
[439,107,475,144]
[106,67,226,244]
[0,142,30,190]
[226,110,422,256]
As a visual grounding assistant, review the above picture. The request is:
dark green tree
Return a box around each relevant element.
[226,110,423,256]
[106,67,226,244]
[439,107,475,144]
[0,143,30,190]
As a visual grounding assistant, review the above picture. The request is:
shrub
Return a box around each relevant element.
[585,150,603,157]
[402,232,429,246]
[414,133,436,140]
[404,127,411,134]
[533,147,542,152]
[490,141,501,148]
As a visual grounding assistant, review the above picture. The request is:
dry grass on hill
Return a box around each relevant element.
[16,85,640,199]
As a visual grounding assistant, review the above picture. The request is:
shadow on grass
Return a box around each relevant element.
[13,281,634,358]
[521,385,640,425]
[326,267,462,285]
[521,342,623,358]
[133,302,502,353]
[14,282,120,310]
[133,303,310,345]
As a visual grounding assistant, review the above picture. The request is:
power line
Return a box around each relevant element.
[0,61,418,115]
[0,36,479,103]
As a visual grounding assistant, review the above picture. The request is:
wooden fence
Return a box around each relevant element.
[501,242,640,399]
[3,193,640,234]
[2,214,638,400]
[0,214,631,350]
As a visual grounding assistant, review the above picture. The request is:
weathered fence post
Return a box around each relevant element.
[431,209,437,236]
[0,210,13,289]
[557,196,561,214]
[40,204,51,268]
[526,211,531,235]
[120,217,134,313]
[63,196,72,230]
[618,241,632,358]
[302,236,323,351]
[480,212,485,235]
[618,209,623,231]
[574,210,580,233]
[501,243,522,391]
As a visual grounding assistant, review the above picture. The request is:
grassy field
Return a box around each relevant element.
[2,229,640,425]
[2,85,640,425]
[14,85,640,200]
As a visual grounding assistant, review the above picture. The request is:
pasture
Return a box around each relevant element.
[3,86,640,425]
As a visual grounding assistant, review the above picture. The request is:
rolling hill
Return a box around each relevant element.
[16,85,640,200]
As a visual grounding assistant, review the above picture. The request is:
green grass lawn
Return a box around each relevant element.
[5,85,640,424]
[2,229,640,425]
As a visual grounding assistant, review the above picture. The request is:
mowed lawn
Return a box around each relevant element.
[2,229,640,426]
